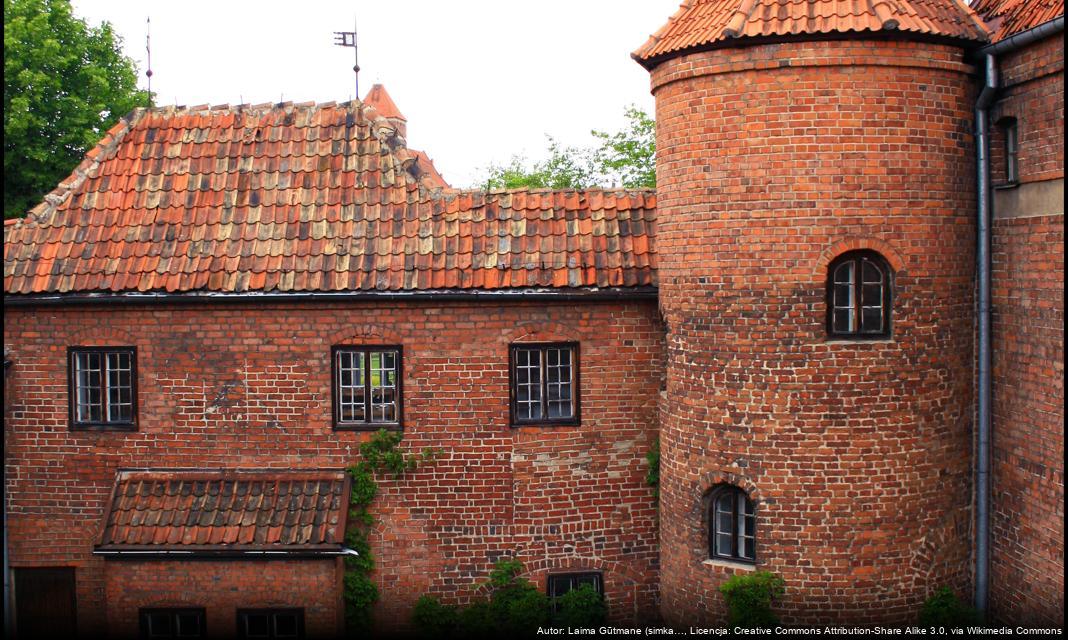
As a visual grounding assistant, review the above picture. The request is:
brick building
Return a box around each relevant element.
[2,0,1063,636]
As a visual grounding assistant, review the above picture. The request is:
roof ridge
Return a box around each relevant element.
[11,96,449,227]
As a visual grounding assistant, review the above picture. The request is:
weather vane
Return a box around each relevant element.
[145,16,153,106]
[333,17,360,98]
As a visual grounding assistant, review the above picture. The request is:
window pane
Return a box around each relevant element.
[833,261,854,286]
[243,613,270,638]
[861,283,882,307]
[716,532,733,557]
[545,348,574,419]
[274,612,299,638]
[336,350,365,422]
[369,350,399,423]
[148,613,173,638]
[833,283,852,308]
[515,348,542,421]
[861,306,883,332]
[861,260,882,284]
[833,308,853,334]
[176,612,203,637]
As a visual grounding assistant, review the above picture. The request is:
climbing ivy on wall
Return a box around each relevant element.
[343,429,439,630]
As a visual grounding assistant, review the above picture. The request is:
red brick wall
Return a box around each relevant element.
[3,299,663,635]
[989,32,1065,626]
[104,560,342,639]
[649,40,977,624]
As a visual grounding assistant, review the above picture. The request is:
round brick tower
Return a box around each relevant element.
[635,0,990,625]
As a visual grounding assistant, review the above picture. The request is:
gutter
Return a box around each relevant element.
[92,547,358,559]
[970,15,1064,617]
[3,286,659,308]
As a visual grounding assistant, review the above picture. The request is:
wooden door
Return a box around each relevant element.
[14,567,77,639]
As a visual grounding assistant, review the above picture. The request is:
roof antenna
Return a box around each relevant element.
[145,17,154,106]
[333,16,360,99]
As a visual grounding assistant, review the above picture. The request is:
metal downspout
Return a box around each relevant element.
[974,52,997,617]
[3,359,12,638]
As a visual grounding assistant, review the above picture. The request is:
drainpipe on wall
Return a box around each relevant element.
[971,15,1064,617]
[3,356,12,638]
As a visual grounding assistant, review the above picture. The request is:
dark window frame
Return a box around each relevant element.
[330,345,403,431]
[139,607,207,639]
[508,341,581,427]
[67,346,138,431]
[547,571,604,615]
[236,608,304,640]
[707,484,757,564]
[1002,117,1019,185]
[826,250,893,340]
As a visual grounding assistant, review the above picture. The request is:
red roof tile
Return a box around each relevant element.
[97,470,349,552]
[972,0,1063,41]
[3,99,656,296]
[634,0,990,66]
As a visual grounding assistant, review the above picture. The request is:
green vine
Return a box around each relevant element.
[344,429,439,630]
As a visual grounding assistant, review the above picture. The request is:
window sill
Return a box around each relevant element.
[703,558,757,571]
[333,423,402,432]
[993,181,1020,190]
[70,424,137,432]
[825,338,895,345]
[510,421,581,429]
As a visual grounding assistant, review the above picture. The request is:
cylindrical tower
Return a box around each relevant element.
[635,1,990,625]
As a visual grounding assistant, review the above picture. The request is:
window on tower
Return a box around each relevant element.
[827,250,892,339]
[707,484,756,563]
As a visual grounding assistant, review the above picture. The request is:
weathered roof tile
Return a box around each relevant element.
[973,0,1063,40]
[5,96,655,296]
[97,470,350,553]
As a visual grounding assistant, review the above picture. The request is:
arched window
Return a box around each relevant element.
[827,250,892,338]
[708,485,756,563]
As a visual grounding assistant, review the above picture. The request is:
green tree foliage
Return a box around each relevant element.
[719,570,785,627]
[412,559,556,637]
[590,106,656,189]
[556,583,607,627]
[478,106,656,190]
[4,0,149,218]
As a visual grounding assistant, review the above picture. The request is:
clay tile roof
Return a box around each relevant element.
[363,84,405,121]
[633,0,991,66]
[972,0,1063,41]
[96,469,350,553]
[3,98,656,297]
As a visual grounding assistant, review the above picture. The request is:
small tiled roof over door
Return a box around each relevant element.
[96,470,350,554]
[633,0,991,67]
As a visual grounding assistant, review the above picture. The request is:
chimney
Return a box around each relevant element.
[363,84,407,139]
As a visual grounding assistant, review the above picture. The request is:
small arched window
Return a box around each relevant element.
[827,250,892,338]
[708,485,756,563]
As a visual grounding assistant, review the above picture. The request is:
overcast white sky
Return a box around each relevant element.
[71,0,681,188]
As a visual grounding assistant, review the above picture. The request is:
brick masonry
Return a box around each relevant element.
[649,40,978,625]
[988,32,1065,626]
[2,300,663,635]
